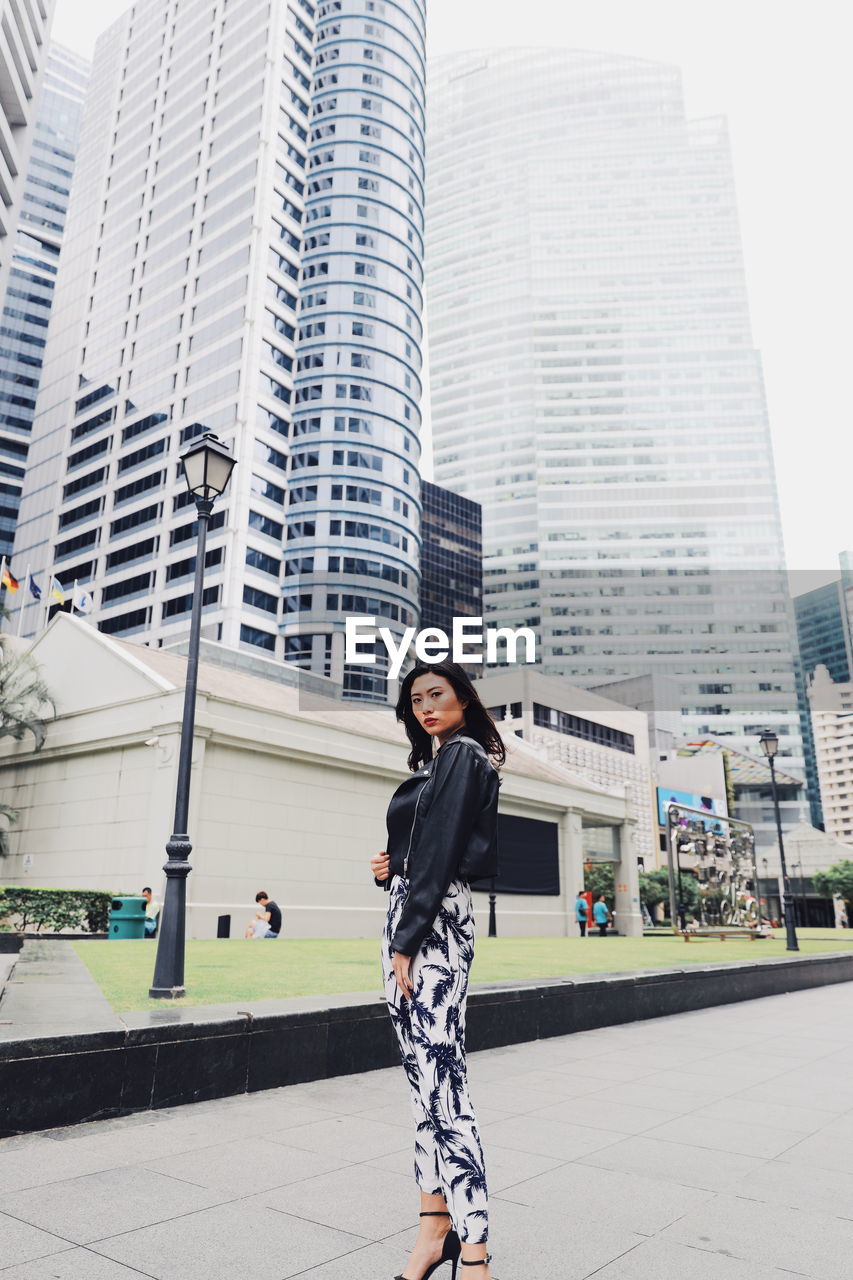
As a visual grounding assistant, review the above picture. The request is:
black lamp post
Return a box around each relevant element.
[758,728,799,952]
[150,432,236,998]
[488,876,497,937]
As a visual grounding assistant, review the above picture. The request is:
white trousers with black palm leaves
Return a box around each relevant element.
[382,875,489,1244]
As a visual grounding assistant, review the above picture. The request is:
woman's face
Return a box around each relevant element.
[410,673,468,745]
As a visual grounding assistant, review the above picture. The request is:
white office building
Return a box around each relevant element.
[0,0,56,304]
[426,48,803,770]
[11,0,426,670]
[809,664,853,846]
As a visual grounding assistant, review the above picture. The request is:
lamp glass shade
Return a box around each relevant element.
[759,729,778,758]
[181,432,235,500]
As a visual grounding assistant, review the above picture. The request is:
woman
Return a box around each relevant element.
[370,661,504,1280]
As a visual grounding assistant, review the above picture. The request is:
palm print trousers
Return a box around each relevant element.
[382,874,489,1244]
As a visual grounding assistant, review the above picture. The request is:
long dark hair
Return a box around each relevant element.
[395,660,506,772]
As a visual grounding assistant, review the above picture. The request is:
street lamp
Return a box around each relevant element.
[150,432,236,998]
[758,728,799,952]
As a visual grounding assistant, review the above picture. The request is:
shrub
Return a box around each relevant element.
[0,887,112,934]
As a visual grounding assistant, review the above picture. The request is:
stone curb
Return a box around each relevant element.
[2,949,853,1136]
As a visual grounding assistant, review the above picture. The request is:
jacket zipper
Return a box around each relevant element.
[403,778,430,879]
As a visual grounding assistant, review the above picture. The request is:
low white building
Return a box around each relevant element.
[0,615,642,937]
[475,668,656,873]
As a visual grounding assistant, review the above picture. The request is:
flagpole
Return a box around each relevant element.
[16,563,30,637]
[43,574,52,633]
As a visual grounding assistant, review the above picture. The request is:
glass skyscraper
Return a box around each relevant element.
[419,479,482,640]
[0,0,57,303]
[0,44,89,563]
[11,0,425,680]
[427,48,803,767]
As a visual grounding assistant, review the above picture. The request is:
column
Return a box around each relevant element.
[615,820,643,937]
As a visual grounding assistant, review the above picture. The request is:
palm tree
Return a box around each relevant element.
[0,606,55,855]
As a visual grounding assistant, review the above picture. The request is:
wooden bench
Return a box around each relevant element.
[680,928,766,942]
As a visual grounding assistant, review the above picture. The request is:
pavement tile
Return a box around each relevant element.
[642,1113,802,1160]
[89,1201,369,1280]
[773,1128,853,1175]
[264,1113,410,1163]
[736,1158,853,1219]
[478,1114,623,1162]
[142,1137,350,1196]
[663,1191,853,1279]
[0,1247,149,1278]
[526,1096,681,1136]
[587,1235,802,1279]
[0,1166,229,1245]
[495,1159,714,1235]
[0,1212,72,1269]
[578,1134,764,1191]
[250,1162,417,1237]
[693,1094,835,1135]
[0,1142,123,1196]
[485,1067,613,1100]
[583,1079,707,1116]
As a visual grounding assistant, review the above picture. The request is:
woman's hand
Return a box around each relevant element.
[371,849,390,881]
[392,949,413,999]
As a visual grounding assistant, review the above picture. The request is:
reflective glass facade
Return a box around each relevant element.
[419,479,482,640]
[427,49,803,768]
[0,45,89,561]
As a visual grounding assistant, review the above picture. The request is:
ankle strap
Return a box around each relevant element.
[460,1256,492,1267]
[419,1211,451,1218]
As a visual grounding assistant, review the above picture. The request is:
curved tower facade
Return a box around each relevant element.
[288,0,426,699]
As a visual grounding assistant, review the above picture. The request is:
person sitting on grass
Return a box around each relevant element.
[245,891,282,939]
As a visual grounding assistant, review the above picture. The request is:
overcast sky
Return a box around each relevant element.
[52,0,851,583]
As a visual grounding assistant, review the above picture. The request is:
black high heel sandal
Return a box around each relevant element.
[394,1211,462,1280]
[460,1256,492,1271]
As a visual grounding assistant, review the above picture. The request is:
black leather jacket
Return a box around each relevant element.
[380,729,500,957]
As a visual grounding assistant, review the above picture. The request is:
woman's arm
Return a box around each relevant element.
[390,741,486,958]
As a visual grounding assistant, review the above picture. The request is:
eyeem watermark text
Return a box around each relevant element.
[345,617,537,680]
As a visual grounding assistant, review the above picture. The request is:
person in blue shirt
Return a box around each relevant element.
[575,891,589,937]
[593,894,612,937]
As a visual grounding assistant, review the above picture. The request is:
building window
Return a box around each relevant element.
[240,624,276,651]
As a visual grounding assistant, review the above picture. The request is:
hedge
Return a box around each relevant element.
[0,887,112,934]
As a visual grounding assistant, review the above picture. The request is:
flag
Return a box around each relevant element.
[28,574,41,601]
[73,585,94,615]
[1,565,20,592]
[50,578,65,605]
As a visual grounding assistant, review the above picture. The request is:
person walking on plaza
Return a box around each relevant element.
[593,893,612,937]
[370,660,503,1280]
[575,890,589,937]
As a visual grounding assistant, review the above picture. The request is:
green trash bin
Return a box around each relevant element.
[108,896,147,939]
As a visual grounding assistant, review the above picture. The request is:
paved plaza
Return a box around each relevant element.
[1,982,853,1278]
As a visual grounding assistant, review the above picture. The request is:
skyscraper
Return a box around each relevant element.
[419,480,482,639]
[0,0,57,303]
[0,44,89,563]
[288,0,425,697]
[11,0,426,677]
[427,48,802,767]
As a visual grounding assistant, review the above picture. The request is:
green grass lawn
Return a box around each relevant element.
[71,928,853,1014]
